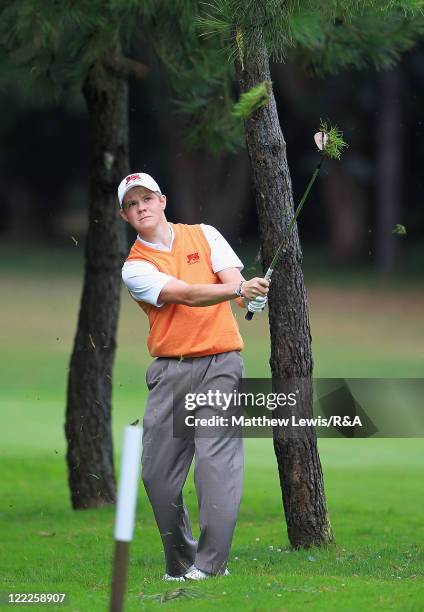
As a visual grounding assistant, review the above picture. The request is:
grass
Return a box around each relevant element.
[1,246,423,610]
[2,441,424,610]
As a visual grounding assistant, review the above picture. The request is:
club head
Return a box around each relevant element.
[314,131,329,151]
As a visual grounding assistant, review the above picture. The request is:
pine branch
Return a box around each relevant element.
[232,81,272,118]
[197,0,424,69]
[103,54,149,79]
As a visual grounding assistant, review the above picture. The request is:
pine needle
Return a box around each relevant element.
[232,81,272,119]
[319,119,348,160]
[392,223,407,236]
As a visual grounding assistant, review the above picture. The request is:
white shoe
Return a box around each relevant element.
[162,573,186,582]
[184,566,229,580]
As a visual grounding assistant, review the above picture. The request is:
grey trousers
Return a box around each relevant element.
[141,350,244,577]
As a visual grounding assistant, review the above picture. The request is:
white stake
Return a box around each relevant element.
[110,425,143,612]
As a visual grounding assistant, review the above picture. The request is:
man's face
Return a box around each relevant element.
[120,186,167,233]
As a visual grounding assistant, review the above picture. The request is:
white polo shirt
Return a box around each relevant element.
[122,224,244,307]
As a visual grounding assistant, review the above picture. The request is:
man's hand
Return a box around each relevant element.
[242,277,269,300]
[246,295,267,314]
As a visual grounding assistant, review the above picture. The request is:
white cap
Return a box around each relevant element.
[117,172,162,207]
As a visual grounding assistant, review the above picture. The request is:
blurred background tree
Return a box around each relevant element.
[1,5,423,263]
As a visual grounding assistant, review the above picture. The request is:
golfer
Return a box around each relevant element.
[118,172,269,581]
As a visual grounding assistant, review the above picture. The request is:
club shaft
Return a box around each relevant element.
[245,157,324,321]
[269,158,323,272]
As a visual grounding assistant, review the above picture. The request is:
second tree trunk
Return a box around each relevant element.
[65,53,129,509]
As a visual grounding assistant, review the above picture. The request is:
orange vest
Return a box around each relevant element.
[125,223,244,358]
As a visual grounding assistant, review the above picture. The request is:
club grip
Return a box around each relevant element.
[245,310,254,321]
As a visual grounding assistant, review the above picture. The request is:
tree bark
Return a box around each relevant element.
[237,36,333,547]
[65,51,129,509]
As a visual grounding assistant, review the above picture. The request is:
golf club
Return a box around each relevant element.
[246,123,347,321]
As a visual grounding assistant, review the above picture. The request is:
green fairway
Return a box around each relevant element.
[1,247,423,610]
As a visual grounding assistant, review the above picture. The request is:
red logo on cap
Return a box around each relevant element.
[125,173,141,185]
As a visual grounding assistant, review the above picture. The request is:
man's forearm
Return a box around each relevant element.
[158,275,269,307]
[182,282,239,307]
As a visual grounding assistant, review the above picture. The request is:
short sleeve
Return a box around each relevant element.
[122,260,175,307]
[200,224,244,273]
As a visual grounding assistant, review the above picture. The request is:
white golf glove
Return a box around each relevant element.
[246,295,268,313]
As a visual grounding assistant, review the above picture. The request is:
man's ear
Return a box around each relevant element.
[119,208,129,222]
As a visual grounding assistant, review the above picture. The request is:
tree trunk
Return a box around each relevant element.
[65,52,129,509]
[376,67,402,273]
[237,38,333,548]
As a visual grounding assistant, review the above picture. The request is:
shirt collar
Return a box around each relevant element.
[137,224,174,252]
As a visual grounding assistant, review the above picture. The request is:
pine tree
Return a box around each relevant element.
[197,0,424,547]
